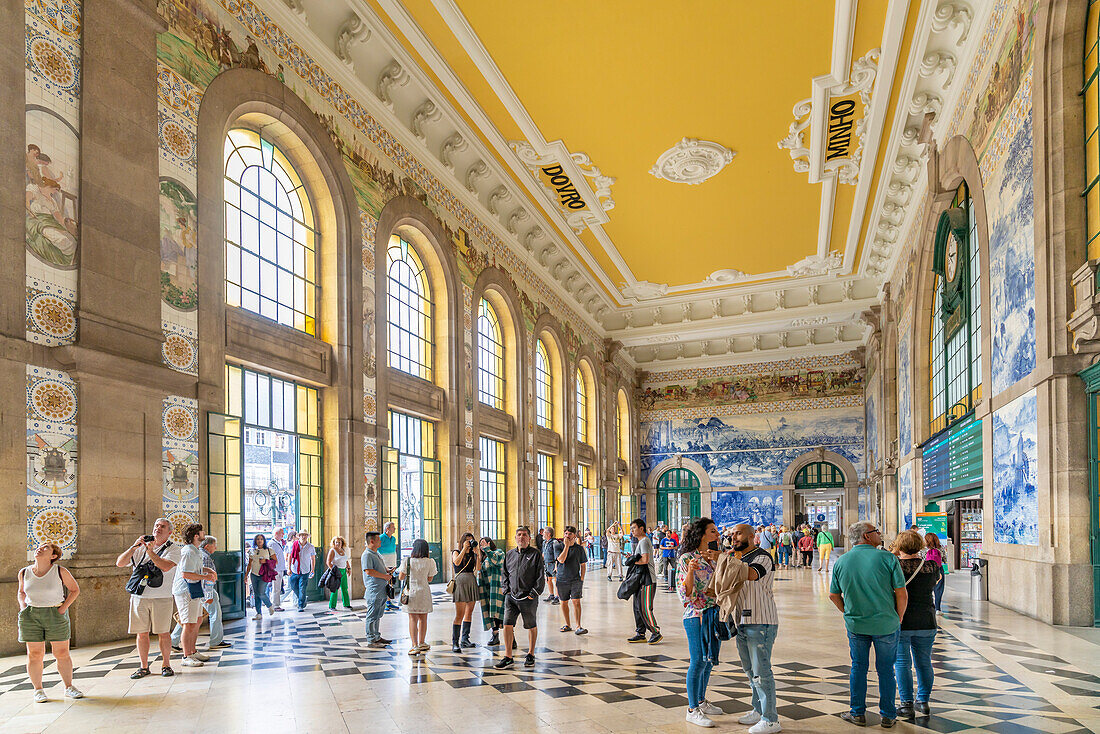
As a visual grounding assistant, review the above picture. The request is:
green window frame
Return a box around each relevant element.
[479,436,506,545]
[476,298,505,410]
[794,461,846,489]
[535,339,553,429]
[537,452,554,531]
[1086,1,1100,265]
[576,368,588,443]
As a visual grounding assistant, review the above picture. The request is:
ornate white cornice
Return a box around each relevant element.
[648,138,735,185]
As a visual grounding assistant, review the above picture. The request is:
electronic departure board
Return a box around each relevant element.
[922,417,983,499]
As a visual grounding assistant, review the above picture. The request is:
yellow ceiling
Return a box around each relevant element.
[381,0,900,293]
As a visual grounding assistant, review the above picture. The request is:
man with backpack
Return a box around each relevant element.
[115,518,181,679]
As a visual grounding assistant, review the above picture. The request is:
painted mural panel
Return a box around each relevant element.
[897,312,913,457]
[25,0,82,346]
[898,462,913,532]
[987,68,1035,395]
[26,365,78,559]
[992,389,1038,545]
[865,372,879,472]
[640,405,863,488]
[712,490,782,529]
[162,395,200,542]
[857,484,869,522]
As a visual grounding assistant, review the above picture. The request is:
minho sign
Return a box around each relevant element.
[825,97,859,162]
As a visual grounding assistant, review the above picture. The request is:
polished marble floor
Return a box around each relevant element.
[0,567,1097,733]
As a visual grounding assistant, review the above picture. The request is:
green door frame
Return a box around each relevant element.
[381,448,444,572]
[1079,362,1100,626]
[656,468,701,529]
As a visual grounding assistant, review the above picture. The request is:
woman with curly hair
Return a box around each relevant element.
[677,517,724,728]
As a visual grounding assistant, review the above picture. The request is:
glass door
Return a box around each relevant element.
[207,413,246,620]
[382,446,443,572]
[656,468,701,533]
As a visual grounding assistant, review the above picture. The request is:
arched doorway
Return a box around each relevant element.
[795,461,845,532]
[656,468,700,533]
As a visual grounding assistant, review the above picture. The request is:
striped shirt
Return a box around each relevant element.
[734,547,778,626]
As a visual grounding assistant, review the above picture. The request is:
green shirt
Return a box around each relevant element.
[816,531,834,547]
[830,544,905,636]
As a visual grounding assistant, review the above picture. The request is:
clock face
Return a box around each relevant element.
[945,234,959,283]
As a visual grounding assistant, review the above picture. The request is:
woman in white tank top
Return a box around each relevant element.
[326,536,353,611]
[17,542,82,703]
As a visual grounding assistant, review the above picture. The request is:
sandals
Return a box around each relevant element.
[161,666,175,677]
[130,667,150,679]
[560,625,572,632]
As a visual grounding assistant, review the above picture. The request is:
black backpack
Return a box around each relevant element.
[125,541,172,595]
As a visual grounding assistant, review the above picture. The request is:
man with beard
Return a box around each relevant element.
[729,524,781,733]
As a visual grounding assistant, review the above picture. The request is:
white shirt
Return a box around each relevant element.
[288,543,316,575]
[270,538,287,572]
[131,541,181,599]
[22,565,64,607]
[172,543,204,596]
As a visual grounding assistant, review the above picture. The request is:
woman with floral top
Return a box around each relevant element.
[677,517,724,728]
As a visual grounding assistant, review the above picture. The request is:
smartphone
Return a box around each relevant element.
[142,534,155,542]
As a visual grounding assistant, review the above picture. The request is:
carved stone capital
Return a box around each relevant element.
[1068,260,1100,353]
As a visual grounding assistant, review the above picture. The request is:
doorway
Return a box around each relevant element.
[382,411,443,571]
[656,468,701,534]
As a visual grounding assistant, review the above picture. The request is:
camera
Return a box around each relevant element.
[142,534,155,542]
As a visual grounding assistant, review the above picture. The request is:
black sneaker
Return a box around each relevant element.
[840,712,866,727]
[896,703,914,720]
[208,641,233,649]
[487,634,500,646]
[648,632,663,644]
[551,598,560,605]
[524,653,535,667]
[880,718,896,729]
[171,646,182,653]
[914,702,930,717]
[494,656,514,669]
[626,634,647,643]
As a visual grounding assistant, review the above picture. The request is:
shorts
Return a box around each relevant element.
[556,579,583,601]
[503,595,539,629]
[174,594,203,624]
[18,606,70,643]
[128,595,174,635]
[545,563,556,579]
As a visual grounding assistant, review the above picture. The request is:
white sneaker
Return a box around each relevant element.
[33,689,47,703]
[252,614,262,620]
[182,656,204,667]
[190,652,210,662]
[697,700,723,716]
[738,711,762,725]
[748,720,782,734]
[64,686,83,699]
[686,708,715,728]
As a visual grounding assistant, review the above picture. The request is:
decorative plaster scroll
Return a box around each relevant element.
[777,98,813,174]
[522,226,543,252]
[335,13,370,66]
[410,99,441,142]
[376,60,409,110]
[506,208,529,235]
[704,268,747,284]
[931,1,973,45]
[439,132,467,171]
[787,250,843,278]
[620,281,669,301]
[790,315,828,327]
[649,138,735,185]
[464,160,488,192]
[919,50,957,88]
[488,185,511,216]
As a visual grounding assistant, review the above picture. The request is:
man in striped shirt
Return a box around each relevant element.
[731,524,781,734]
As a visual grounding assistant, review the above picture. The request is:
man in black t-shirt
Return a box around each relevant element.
[553,526,588,634]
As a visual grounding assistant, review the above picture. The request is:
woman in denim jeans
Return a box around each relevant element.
[893,530,941,719]
[676,518,723,728]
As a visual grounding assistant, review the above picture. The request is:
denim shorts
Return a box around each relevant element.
[557,579,583,601]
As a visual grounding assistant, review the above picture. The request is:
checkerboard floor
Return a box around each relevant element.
[0,571,1097,733]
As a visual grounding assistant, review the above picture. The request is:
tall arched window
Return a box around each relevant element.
[535,339,553,429]
[477,298,505,409]
[929,182,981,436]
[1086,0,1100,260]
[576,367,588,443]
[616,389,630,461]
[224,128,317,334]
[387,235,433,380]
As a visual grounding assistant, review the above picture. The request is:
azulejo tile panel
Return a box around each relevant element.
[363,437,378,531]
[25,364,78,559]
[992,389,1038,545]
[162,396,199,541]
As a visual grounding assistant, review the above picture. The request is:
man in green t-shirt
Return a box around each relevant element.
[828,522,907,728]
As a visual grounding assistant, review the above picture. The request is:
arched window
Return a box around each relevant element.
[576,367,588,443]
[616,389,629,461]
[387,235,433,380]
[1086,0,1100,259]
[929,183,981,435]
[477,298,505,409]
[537,453,554,531]
[224,128,317,334]
[794,461,845,489]
[535,339,553,429]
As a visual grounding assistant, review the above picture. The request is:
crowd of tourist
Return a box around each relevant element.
[15,513,947,733]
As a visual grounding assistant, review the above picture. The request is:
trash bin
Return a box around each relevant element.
[970,558,988,601]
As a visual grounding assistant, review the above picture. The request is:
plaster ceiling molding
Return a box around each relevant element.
[622,311,634,327]
[789,315,828,327]
[564,273,581,291]
[376,60,410,110]
[680,303,692,322]
[508,141,616,233]
[536,242,558,267]
[891,154,922,181]
[842,280,856,300]
[919,50,957,88]
[777,99,813,174]
[487,185,512,216]
[704,268,747,285]
[833,326,845,342]
[506,207,529,235]
[741,294,754,313]
[931,1,973,45]
[710,299,723,319]
[439,132,468,171]
[522,225,543,252]
[787,250,843,278]
[550,259,570,279]
[619,281,669,301]
[880,201,905,226]
[281,0,306,18]
[464,160,489,192]
[410,99,441,142]
[908,90,943,116]
[900,125,921,147]
[808,285,821,305]
[775,291,787,310]
[886,181,913,206]
[876,221,899,244]
[752,335,762,351]
[778,332,789,349]
[335,13,370,67]
[647,335,679,344]
[830,47,881,185]
[648,138,735,185]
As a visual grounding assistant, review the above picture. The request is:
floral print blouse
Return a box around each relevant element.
[677,551,717,619]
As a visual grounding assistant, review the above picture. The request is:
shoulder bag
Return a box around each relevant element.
[126,541,171,595]
[399,565,411,606]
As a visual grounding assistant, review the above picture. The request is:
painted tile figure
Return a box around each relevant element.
[159,178,198,310]
[712,490,782,528]
[898,314,913,457]
[992,390,1038,545]
[898,462,913,532]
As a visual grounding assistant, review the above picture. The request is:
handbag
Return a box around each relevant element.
[399,563,411,606]
[446,577,456,595]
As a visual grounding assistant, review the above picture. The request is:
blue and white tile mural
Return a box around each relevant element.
[992,389,1038,545]
[857,484,869,522]
[898,314,913,457]
[640,406,864,488]
[988,68,1036,395]
[865,373,879,472]
[898,462,914,531]
[712,490,783,529]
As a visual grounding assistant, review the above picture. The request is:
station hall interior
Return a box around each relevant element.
[3,0,1100,732]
